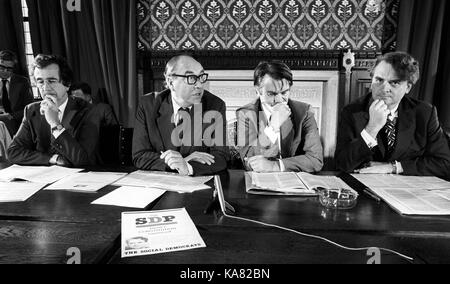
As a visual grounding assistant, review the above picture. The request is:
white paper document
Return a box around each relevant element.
[0,181,46,202]
[45,172,127,192]
[92,186,166,208]
[114,171,212,193]
[352,174,450,215]
[0,165,83,184]
[121,208,206,258]
[247,172,351,195]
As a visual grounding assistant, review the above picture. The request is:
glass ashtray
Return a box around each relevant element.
[317,188,359,210]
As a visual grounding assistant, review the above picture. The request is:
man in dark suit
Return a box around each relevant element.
[335,51,450,177]
[236,61,323,173]
[70,82,118,127]
[0,50,34,136]
[7,54,99,167]
[132,55,228,176]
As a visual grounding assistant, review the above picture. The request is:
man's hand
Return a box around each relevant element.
[355,161,394,174]
[160,150,189,176]
[246,155,280,173]
[365,99,390,139]
[40,97,60,127]
[185,152,215,165]
[269,103,291,131]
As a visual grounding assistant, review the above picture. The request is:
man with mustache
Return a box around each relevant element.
[236,61,323,173]
[7,54,99,167]
[132,54,228,176]
[335,51,450,177]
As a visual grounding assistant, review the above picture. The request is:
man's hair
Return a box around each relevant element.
[32,54,73,87]
[0,50,18,64]
[371,52,420,85]
[70,82,92,95]
[254,61,293,87]
[164,53,197,77]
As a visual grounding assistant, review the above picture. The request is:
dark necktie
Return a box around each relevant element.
[384,116,397,152]
[1,79,12,113]
[176,107,190,126]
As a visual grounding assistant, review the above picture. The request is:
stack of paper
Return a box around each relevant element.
[114,171,212,193]
[247,172,351,196]
[92,186,166,208]
[0,165,83,184]
[0,181,46,202]
[45,172,128,193]
[352,174,450,215]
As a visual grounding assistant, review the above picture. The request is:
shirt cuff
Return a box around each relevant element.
[279,159,286,172]
[361,129,378,149]
[52,128,66,139]
[396,161,404,174]
[264,126,279,144]
[49,154,59,165]
[186,162,194,176]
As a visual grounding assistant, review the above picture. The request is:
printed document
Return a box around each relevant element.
[0,182,46,202]
[352,174,450,215]
[92,186,166,208]
[45,172,127,192]
[121,208,206,258]
[114,171,212,193]
[0,165,83,184]
[247,172,351,195]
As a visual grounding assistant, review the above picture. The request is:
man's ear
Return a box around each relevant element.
[405,82,413,94]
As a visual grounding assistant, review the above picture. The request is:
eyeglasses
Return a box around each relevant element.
[171,73,209,85]
[36,79,61,89]
[0,64,14,72]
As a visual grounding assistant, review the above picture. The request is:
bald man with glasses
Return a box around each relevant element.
[132,54,228,176]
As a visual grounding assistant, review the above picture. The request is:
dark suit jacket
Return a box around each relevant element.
[93,102,118,127]
[335,94,450,177]
[7,97,99,167]
[0,74,34,135]
[132,89,229,176]
[236,99,323,172]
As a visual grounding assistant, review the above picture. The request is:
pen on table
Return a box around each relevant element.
[363,188,381,202]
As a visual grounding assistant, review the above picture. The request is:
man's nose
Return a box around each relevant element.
[383,81,392,93]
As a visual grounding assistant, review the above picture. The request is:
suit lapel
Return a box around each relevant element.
[157,94,177,151]
[391,100,415,159]
[61,98,76,132]
[288,100,302,156]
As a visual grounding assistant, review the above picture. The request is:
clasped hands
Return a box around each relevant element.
[355,161,394,174]
[245,156,280,173]
[160,150,215,176]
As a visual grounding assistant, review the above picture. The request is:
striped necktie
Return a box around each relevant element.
[384,115,397,152]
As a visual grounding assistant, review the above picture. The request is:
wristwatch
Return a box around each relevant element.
[51,124,64,132]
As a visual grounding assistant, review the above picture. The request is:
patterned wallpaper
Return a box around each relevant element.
[138,0,399,51]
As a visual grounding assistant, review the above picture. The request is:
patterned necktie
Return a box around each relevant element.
[384,115,397,152]
[1,79,12,113]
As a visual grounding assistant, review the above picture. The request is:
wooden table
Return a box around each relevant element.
[1,165,450,264]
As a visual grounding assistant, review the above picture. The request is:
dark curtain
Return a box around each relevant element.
[397,0,450,128]
[0,0,28,76]
[26,0,137,127]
